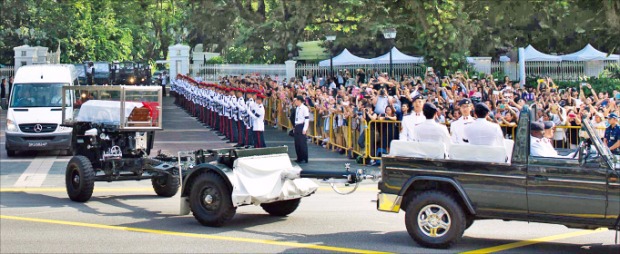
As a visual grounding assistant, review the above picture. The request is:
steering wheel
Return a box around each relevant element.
[576,140,591,163]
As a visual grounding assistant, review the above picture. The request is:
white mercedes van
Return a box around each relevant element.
[5,64,78,156]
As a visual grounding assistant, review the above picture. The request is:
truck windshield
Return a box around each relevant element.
[583,118,614,164]
[10,83,67,108]
[95,63,110,72]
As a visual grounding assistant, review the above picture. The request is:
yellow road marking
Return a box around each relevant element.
[0,186,378,193]
[0,215,391,254]
[461,228,608,254]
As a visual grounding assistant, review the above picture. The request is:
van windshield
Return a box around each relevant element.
[10,83,67,108]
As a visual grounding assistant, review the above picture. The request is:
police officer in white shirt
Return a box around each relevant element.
[531,121,576,158]
[412,103,452,156]
[400,95,426,141]
[450,98,474,144]
[250,94,266,148]
[464,103,504,146]
[293,95,310,163]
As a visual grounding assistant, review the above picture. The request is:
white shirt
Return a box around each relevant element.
[531,136,574,158]
[399,111,426,141]
[250,103,265,131]
[295,104,310,132]
[450,116,474,144]
[464,118,504,146]
[412,119,452,155]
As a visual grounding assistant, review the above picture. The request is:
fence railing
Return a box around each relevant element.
[295,63,427,82]
[0,67,15,78]
[191,64,287,82]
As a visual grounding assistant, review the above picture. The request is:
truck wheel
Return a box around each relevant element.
[151,173,179,197]
[189,172,236,227]
[260,198,301,216]
[405,191,466,249]
[65,156,95,202]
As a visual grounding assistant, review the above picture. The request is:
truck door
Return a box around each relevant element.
[527,155,608,224]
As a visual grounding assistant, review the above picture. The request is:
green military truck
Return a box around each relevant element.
[377,105,620,248]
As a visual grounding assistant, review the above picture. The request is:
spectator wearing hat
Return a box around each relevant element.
[604,113,620,154]
[293,95,310,163]
[251,94,266,148]
[450,98,474,144]
[463,103,504,147]
[399,95,426,141]
[412,103,451,156]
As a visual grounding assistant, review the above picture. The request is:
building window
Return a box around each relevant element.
[21,61,27,66]
[21,51,26,56]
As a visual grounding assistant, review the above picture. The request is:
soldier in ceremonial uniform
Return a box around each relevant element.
[251,94,266,148]
[234,89,247,147]
[604,113,620,155]
[245,89,256,147]
[464,103,504,147]
[400,95,426,141]
[412,103,452,155]
[531,121,576,158]
[229,88,239,144]
[450,98,474,144]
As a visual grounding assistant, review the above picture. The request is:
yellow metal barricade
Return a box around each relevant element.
[350,118,368,163]
[264,97,276,125]
[327,113,351,152]
[366,120,402,161]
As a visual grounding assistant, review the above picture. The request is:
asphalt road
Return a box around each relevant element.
[1,96,619,253]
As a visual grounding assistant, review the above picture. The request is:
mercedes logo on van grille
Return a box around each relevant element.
[34,124,43,133]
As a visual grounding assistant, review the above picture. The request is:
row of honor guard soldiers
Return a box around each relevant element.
[171,74,266,148]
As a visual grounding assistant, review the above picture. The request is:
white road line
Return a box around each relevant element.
[13,156,58,187]
[2,158,69,163]
[154,141,230,144]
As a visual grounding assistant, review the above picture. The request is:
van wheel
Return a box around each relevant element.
[6,149,16,157]
[189,172,236,227]
[405,191,466,249]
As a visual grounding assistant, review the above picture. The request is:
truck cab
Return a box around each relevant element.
[376,104,620,248]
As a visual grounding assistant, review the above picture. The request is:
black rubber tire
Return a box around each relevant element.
[189,172,236,227]
[65,155,95,202]
[6,149,16,157]
[260,198,301,217]
[151,173,180,197]
[405,191,466,249]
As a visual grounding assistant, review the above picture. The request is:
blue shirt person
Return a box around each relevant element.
[604,113,620,154]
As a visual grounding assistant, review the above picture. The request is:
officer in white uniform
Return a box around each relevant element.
[450,98,474,144]
[412,103,452,156]
[464,103,504,146]
[400,95,426,141]
[250,94,266,148]
[531,121,576,158]
[234,89,247,147]
[293,95,310,163]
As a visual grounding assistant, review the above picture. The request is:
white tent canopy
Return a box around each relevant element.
[523,45,562,62]
[560,44,620,61]
[318,48,370,66]
[368,47,424,64]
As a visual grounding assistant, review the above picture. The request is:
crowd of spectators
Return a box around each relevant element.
[209,68,620,159]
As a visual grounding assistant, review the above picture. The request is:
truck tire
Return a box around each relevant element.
[260,198,301,216]
[189,172,236,227]
[151,173,179,197]
[405,191,466,249]
[65,156,95,202]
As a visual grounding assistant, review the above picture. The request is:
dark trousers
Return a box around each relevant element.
[246,128,254,146]
[231,119,238,142]
[253,131,265,148]
[237,121,245,145]
[294,124,308,162]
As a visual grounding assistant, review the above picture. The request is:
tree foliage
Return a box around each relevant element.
[0,0,617,73]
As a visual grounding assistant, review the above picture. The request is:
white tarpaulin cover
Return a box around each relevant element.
[231,154,318,206]
[318,48,371,66]
[369,47,424,64]
[560,44,620,61]
[523,45,562,62]
[77,100,143,124]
